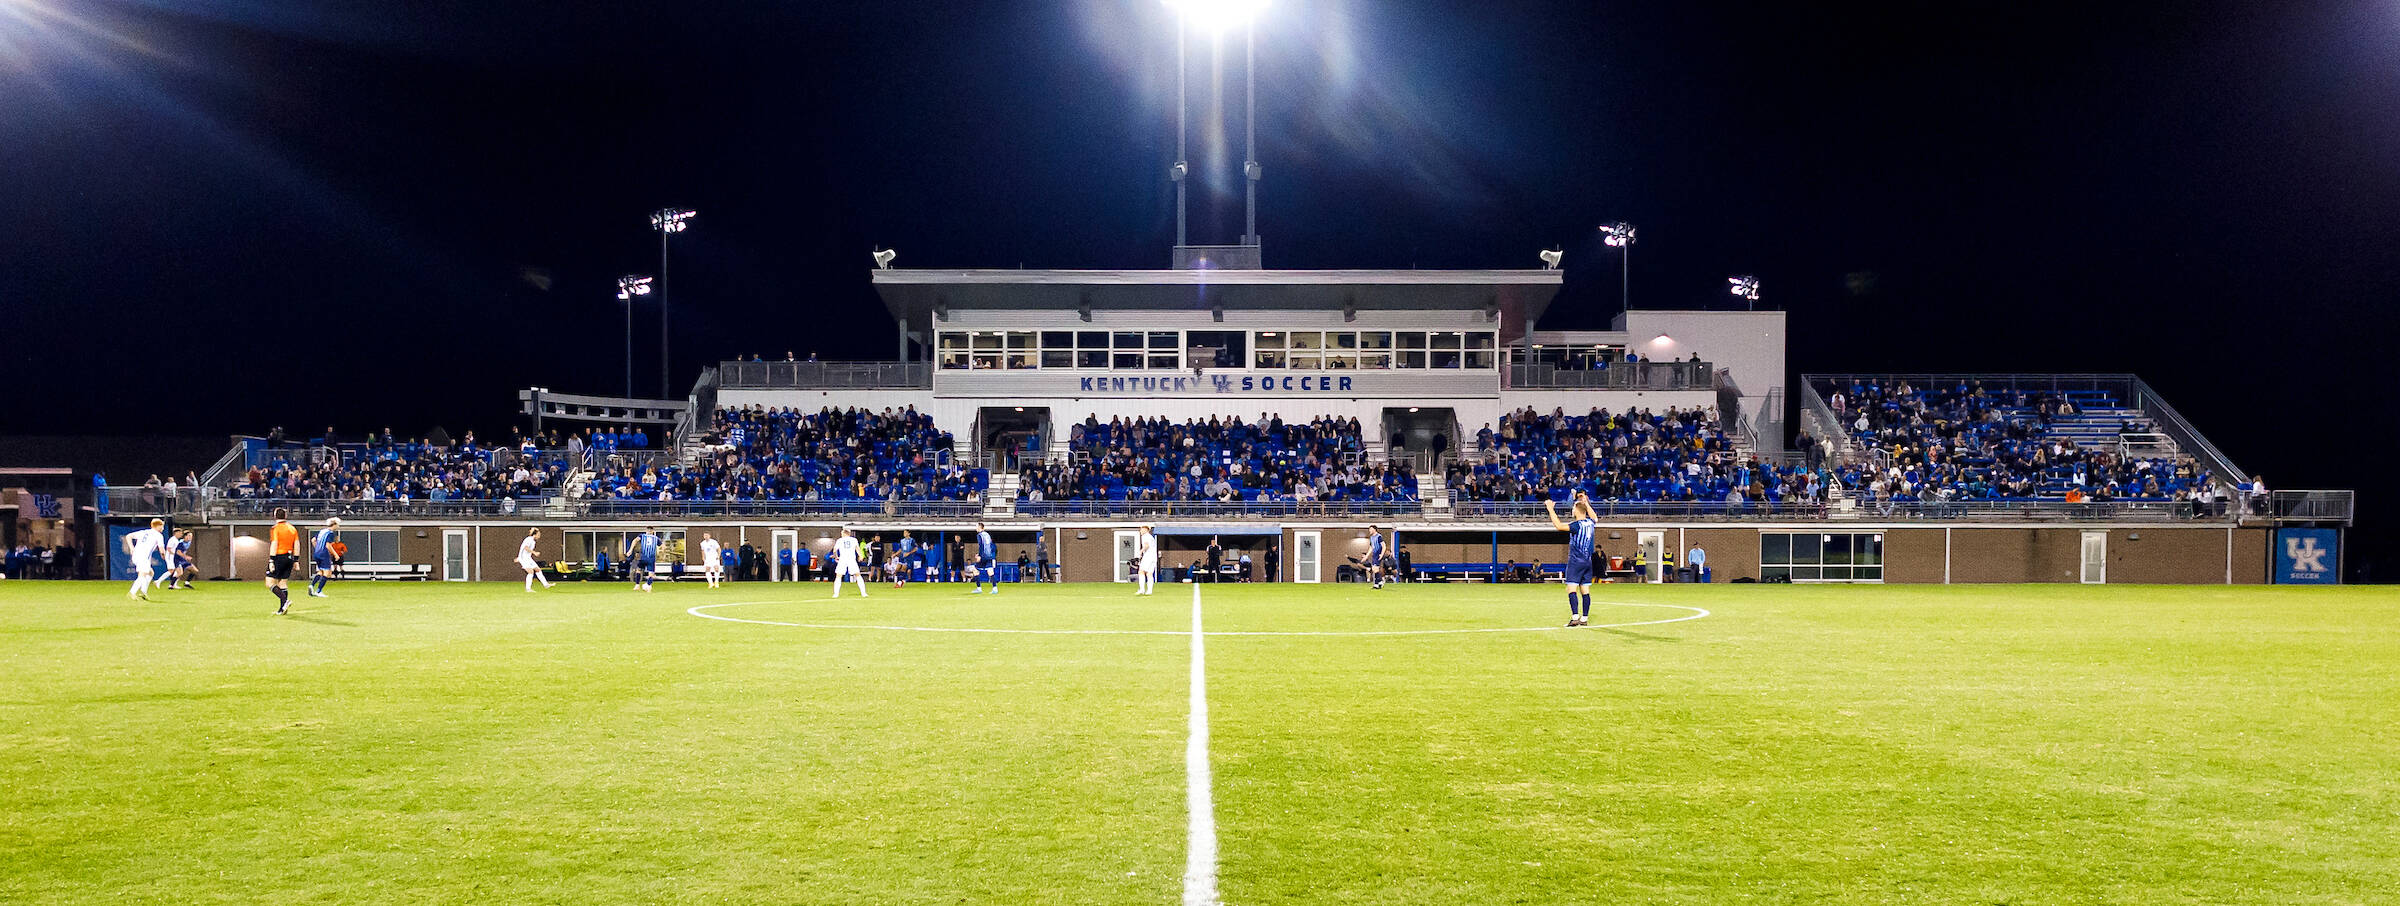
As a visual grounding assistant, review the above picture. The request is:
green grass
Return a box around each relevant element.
[2,579,2395,904]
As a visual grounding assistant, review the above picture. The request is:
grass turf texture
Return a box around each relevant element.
[0,580,2392,904]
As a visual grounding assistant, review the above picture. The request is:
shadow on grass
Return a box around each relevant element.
[1595,627,1681,643]
[285,614,358,627]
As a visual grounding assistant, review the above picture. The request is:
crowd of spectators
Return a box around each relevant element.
[584,405,977,504]
[1449,406,1825,506]
[2,542,80,579]
[226,428,572,501]
[1020,414,1414,505]
[1821,378,2216,505]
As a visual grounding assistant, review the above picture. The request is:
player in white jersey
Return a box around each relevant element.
[123,518,167,600]
[516,527,554,592]
[1134,524,1159,596]
[699,532,724,588]
[830,527,869,598]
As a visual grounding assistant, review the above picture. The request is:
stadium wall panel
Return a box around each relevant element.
[1880,529,1947,584]
[1683,527,1762,582]
[1948,528,2084,583]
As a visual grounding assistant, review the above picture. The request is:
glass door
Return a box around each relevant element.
[1114,530,1140,583]
[443,529,469,581]
[2081,531,2107,584]
[1295,531,1321,583]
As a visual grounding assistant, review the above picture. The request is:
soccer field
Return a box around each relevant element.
[2,579,2394,905]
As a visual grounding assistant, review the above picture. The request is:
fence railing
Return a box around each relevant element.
[2266,490,2354,526]
[1504,359,1713,391]
[2128,376,2247,486]
[718,361,932,390]
[583,499,986,519]
[1447,497,2221,523]
[1016,500,1422,519]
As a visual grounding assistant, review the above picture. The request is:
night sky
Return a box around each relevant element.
[4,1,2395,575]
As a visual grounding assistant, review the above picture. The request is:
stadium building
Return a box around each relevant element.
[91,255,2350,588]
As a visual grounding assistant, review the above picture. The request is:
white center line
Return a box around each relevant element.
[1184,582,1220,906]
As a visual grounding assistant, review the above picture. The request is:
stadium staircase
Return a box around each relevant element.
[1418,470,1453,519]
[984,471,1019,518]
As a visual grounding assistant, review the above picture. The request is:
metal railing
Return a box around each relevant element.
[583,498,985,519]
[1015,499,1422,519]
[103,486,212,516]
[718,360,933,390]
[1448,498,2216,523]
[1505,359,1713,391]
[2128,376,2247,485]
[2265,490,2354,526]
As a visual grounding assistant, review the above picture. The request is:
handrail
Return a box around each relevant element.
[2265,490,2353,526]
[718,360,932,390]
[1797,381,1853,466]
[1015,500,1422,519]
[1504,359,1714,391]
[196,438,251,488]
[2129,376,2246,485]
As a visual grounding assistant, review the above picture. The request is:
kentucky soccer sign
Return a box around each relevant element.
[2272,528,2340,585]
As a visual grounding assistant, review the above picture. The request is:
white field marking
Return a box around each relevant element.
[684,601,1709,637]
[1184,582,1219,906]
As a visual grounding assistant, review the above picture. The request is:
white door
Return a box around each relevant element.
[2081,531,2107,584]
[1295,531,1322,583]
[1113,530,1140,583]
[442,529,469,582]
[1638,531,1666,582]
[771,529,800,581]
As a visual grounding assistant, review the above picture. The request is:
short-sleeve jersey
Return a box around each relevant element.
[1565,518,1596,566]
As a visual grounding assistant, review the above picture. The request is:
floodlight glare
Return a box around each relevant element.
[872,248,897,270]
[1167,0,1267,33]
[1599,222,1637,247]
[650,208,696,233]
[616,274,654,300]
[1728,275,1761,301]
[1538,248,1564,270]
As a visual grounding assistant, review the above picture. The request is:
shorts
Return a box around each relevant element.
[1564,560,1594,586]
[977,556,996,573]
[314,555,334,572]
[517,554,540,571]
[637,558,656,573]
[269,554,297,580]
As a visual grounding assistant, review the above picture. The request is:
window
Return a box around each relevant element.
[338,530,401,564]
[1761,532,1883,582]
[1254,331,1286,369]
[1465,332,1498,369]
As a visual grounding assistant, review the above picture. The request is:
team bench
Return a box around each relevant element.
[342,563,434,581]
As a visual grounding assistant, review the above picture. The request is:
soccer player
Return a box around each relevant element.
[517,527,554,591]
[970,523,999,595]
[169,530,197,589]
[1366,526,1388,589]
[305,517,340,598]
[699,532,723,588]
[625,528,660,592]
[123,517,168,600]
[830,527,868,598]
[1134,524,1158,596]
[267,508,298,613]
[894,530,918,588]
[1545,491,1600,627]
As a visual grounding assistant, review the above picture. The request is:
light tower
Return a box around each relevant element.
[1599,222,1636,310]
[1167,0,1267,269]
[1728,275,1761,309]
[650,207,695,398]
[615,275,654,399]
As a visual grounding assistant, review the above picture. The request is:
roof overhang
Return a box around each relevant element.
[872,268,1562,328]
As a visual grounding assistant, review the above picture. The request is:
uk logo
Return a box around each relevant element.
[2285,537,2329,574]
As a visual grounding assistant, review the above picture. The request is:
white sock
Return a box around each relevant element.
[526,574,535,591]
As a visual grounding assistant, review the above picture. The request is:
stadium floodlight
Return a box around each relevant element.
[1728,275,1761,309]
[1598,222,1636,311]
[649,207,696,398]
[1538,248,1564,270]
[649,208,696,233]
[1166,0,1267,34]
[872,248,897,270]
[615,275,654,399]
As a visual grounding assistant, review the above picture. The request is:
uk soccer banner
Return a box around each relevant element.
[2273,528,2340,585]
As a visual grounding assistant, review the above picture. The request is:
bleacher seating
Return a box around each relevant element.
[1818,378,2213,504]
[603,405,980,504]
[1449,406,1824,505]
[226,431,568,501]
[1020,415,1415,506]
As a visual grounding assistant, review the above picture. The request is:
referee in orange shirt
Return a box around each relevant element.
[267,508,299,614]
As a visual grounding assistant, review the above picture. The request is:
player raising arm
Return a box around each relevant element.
[1545,491,1600,627]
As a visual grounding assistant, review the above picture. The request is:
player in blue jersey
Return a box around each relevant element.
[893,530,919,588]
[1545,491,1601,626]
[1366,526,1389,589]
[306,517,341,598]
[970,523,999,595]
[626,528,661,592]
